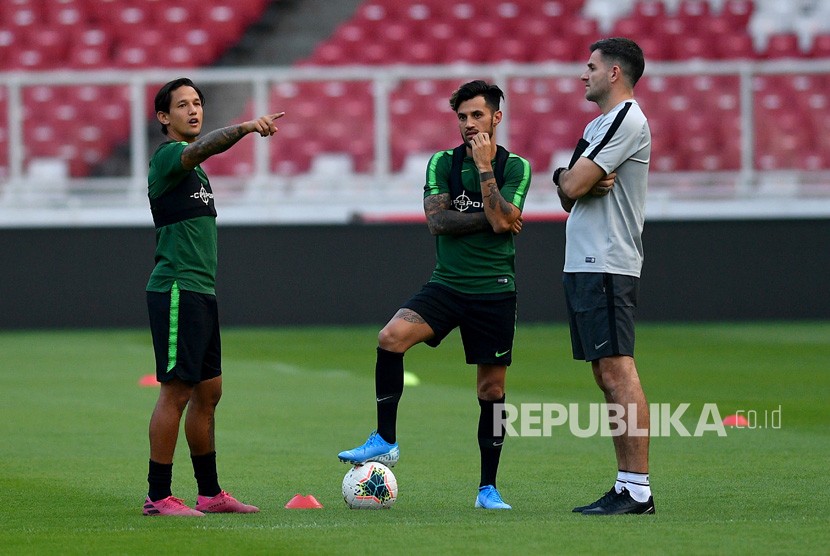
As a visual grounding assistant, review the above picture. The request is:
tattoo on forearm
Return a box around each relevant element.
[184,124,248,165]
[425,193,490,235]
[479,171,495,182]
[482,182,514,216]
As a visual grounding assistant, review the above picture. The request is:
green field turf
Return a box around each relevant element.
[1,322,828,554]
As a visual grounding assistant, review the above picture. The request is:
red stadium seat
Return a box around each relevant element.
[124,28,165,52]
[634,36,671,61]
[400,39,440,65]
[652,18,688,60]
[7,45,50,70]
[490,37,529,62]
[114,2,152,25]
[45,0,84,27]
[353,1,398,24]
[26,26,70,65]
[612,16,653,38]
[530,36,579,62]
[683,36,711,60]
[68,44,109,69]
[716,34,757,59]
[798,151,828,171]
[307,43,349,66]
[72,26,111,50]
[159,44,202,68]
[721,0,754,27]
[0,27,20,66]
[565,17,600,43]
[511,17,552,43]
[632,0,666,19]
[2,3,40,30]
[113,45,152,68]
[678,0,711,21]
[762,33,804,59]
[201,4,246,47]
[158,4,194,26]
[450,38,488,64]
[808,34,830,58]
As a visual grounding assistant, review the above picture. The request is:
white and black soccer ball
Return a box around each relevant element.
[342,462,398,509]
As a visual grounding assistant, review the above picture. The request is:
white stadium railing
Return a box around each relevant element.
[1,60,830,226]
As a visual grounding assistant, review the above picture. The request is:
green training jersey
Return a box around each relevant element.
[146,141,218,295]
[424,148,532,294]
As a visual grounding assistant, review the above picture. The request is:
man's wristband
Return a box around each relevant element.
[479,170,495,182]
[552,166,566,187]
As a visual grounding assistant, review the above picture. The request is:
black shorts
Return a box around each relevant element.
[147,285,221,384]
[401,282,517,366]
[563,273,638,362]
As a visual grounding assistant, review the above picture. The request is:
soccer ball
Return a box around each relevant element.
[342,462,398,509]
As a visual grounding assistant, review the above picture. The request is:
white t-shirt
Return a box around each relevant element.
[564,99,651,277]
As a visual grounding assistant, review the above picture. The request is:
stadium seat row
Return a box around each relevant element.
[1,0,829,178]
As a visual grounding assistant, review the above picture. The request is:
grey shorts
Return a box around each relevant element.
[563,273,638,362]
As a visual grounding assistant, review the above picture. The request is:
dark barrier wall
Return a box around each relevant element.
[1,219,828,329]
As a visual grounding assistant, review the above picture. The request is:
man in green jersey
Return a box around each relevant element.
[143,77,283,516]
[338,80,531,510]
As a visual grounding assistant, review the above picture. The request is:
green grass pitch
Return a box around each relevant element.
[1,322,828,554]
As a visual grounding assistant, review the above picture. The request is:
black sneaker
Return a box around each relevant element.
[580,488,655,515]
[572,487,617,513]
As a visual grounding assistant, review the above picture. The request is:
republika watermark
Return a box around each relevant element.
[494,403,782,438]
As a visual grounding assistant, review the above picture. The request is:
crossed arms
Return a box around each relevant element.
[426,133,523,237]
[554,157,616,213]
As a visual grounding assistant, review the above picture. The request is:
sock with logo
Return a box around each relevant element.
[617,470,651,502]
[375,347,404,445]
[478,395,506,488]
[191,452,221,497]
[147,459,173,502]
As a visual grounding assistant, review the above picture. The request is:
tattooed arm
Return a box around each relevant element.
[181,112,284,170]
[470,132,522,234]
[479,171,522,234]
[424,193,492,236]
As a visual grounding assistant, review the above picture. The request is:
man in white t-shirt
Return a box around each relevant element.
[553,37,654,515]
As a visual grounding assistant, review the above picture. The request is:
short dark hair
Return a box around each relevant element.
[590,37,645,87]
[154,77,205,136]
[449,80,504,113]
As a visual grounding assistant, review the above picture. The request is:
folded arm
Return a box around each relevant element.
[554,157,616,213]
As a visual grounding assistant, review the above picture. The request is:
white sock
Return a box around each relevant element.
[617,470,651,502]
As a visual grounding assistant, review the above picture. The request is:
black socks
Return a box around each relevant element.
[375,347,404,444]
[191,452,221,497]
[478,395,506,488]
[147,460,173,502]
[148,453,221,500]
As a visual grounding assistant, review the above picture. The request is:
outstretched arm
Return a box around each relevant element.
[181,112,285,170]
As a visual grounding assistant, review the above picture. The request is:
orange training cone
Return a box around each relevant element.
[722,414,749,426]
[138,374,160,387]
[285,494,323,509]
